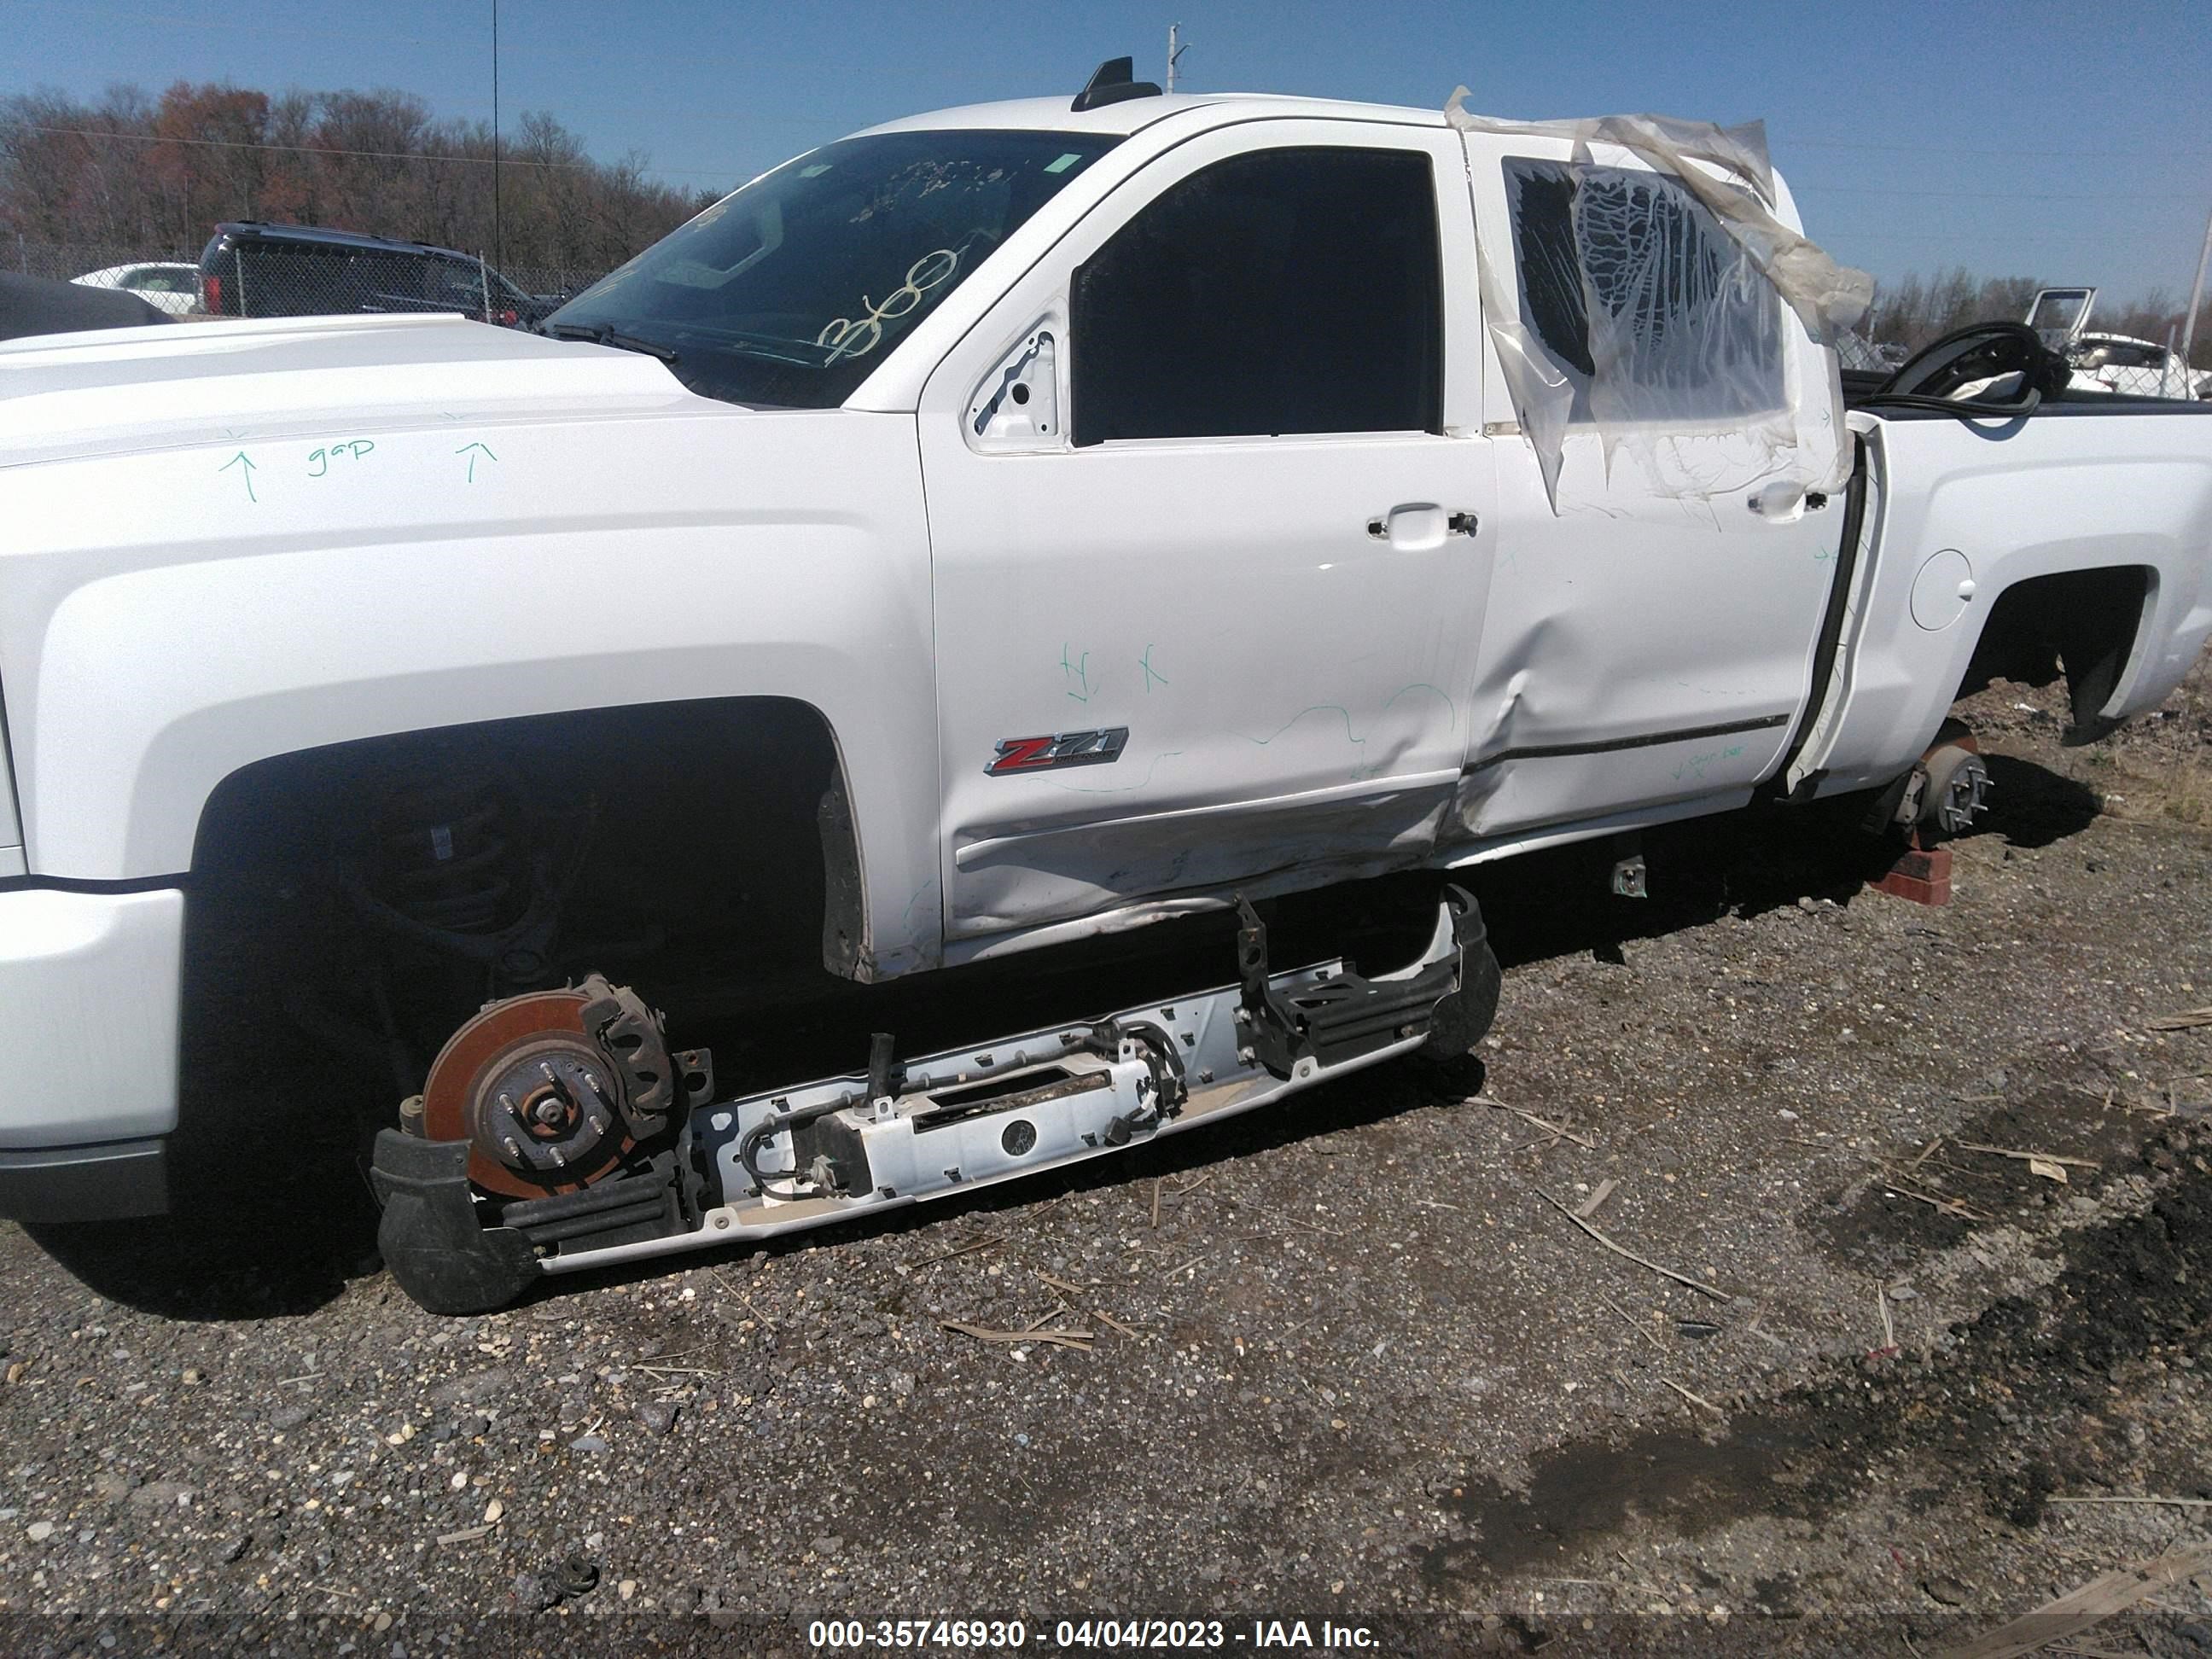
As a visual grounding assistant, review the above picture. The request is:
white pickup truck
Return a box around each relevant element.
[3,62,2209,1311]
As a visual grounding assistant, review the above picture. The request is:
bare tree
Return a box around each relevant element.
[1865,268,2208,370]
[0,80,710,282]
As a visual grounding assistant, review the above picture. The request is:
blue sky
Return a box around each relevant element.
[14,0,2212,305]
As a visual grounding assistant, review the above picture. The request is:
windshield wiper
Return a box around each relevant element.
[544,321,678,364]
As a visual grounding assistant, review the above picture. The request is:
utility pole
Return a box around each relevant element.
[491,0,503,271]
[2181,201,2211,393]
[1167,22,1189,94]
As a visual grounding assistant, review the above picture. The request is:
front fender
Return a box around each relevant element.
[0,406,945,976]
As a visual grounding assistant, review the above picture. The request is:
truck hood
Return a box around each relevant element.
[0,312,713,469]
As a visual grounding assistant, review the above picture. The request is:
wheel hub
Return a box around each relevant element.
[418,979,671,1198]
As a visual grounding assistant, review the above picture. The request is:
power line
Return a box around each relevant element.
[28,123,2171,207]
[11,0,719,73]
[16,1,2210,161]
[1794,184,2170,203]
[11,121,737,180]
[1782,136,2212,160]
[1824,232,2187,248]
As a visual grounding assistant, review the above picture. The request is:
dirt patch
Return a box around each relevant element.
[1963,667,2212,832]
[1804,1076,2147,1273]
[1422,1121,2212,1587]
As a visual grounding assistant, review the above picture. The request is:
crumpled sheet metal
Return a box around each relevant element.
[1446,90,1874,509]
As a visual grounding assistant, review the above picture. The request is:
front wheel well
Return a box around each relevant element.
[181,696,866,1108]
[1956,565,2151,741]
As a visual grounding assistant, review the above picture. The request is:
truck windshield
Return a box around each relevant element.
[547,130,1120,408]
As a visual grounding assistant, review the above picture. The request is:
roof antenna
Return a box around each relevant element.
[1073,55,1164,114]
[1167,22,1190,93]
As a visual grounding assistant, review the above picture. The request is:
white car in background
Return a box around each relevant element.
[2025,290,2209,399]
[69,262,203,316]
[2068,332,2211,400]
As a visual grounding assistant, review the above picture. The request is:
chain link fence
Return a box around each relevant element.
[2067,338,2211,399]
[13,236,605,327]
[1838,326,2206,399]
[1834,331,1909,374]
[17,233,2212,395]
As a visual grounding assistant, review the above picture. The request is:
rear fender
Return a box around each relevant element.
[1791,416,2212,794]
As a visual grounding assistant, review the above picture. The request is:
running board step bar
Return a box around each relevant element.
[372,888,1481,1310]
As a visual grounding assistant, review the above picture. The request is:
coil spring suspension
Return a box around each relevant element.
[372,779,524,937]
[344,762,591,991]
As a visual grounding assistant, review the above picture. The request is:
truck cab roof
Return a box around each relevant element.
[857,90,1451,140]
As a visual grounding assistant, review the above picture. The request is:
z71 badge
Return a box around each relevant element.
[986,727,1129,777]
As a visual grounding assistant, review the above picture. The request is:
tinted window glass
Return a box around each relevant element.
[1503,157,1784,422]
[243,242,389,313]
[348,251,423,309]
[1070,147,1442,445]
[431,262,489,310]
[1505,167,1593,377]
[550,131,1119,409]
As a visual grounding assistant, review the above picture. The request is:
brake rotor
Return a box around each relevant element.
[421,986,635,1199]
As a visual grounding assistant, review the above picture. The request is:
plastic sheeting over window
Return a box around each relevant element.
[1446,90,1875,511]
[1505,159,1788,423]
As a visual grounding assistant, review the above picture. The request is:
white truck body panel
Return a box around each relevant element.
[0,87,2207,1192]
[921,118,1490,940]
[1792,414,2212,792]
[1457,142,1845,840]
[0,316,946,978]
[0,888,182,1146]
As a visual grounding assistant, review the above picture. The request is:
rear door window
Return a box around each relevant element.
[1069,146,1443,445]
[1502,157,1784,423]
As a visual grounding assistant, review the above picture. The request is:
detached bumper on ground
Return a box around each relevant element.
[371,888,1495,1313]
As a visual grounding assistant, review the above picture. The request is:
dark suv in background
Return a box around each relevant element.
[196,224,562,327]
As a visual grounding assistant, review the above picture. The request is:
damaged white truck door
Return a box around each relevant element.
[920,120,1494,948]
[1453,135,1847,840]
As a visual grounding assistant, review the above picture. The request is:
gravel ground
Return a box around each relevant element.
[5,663,2212,1657]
